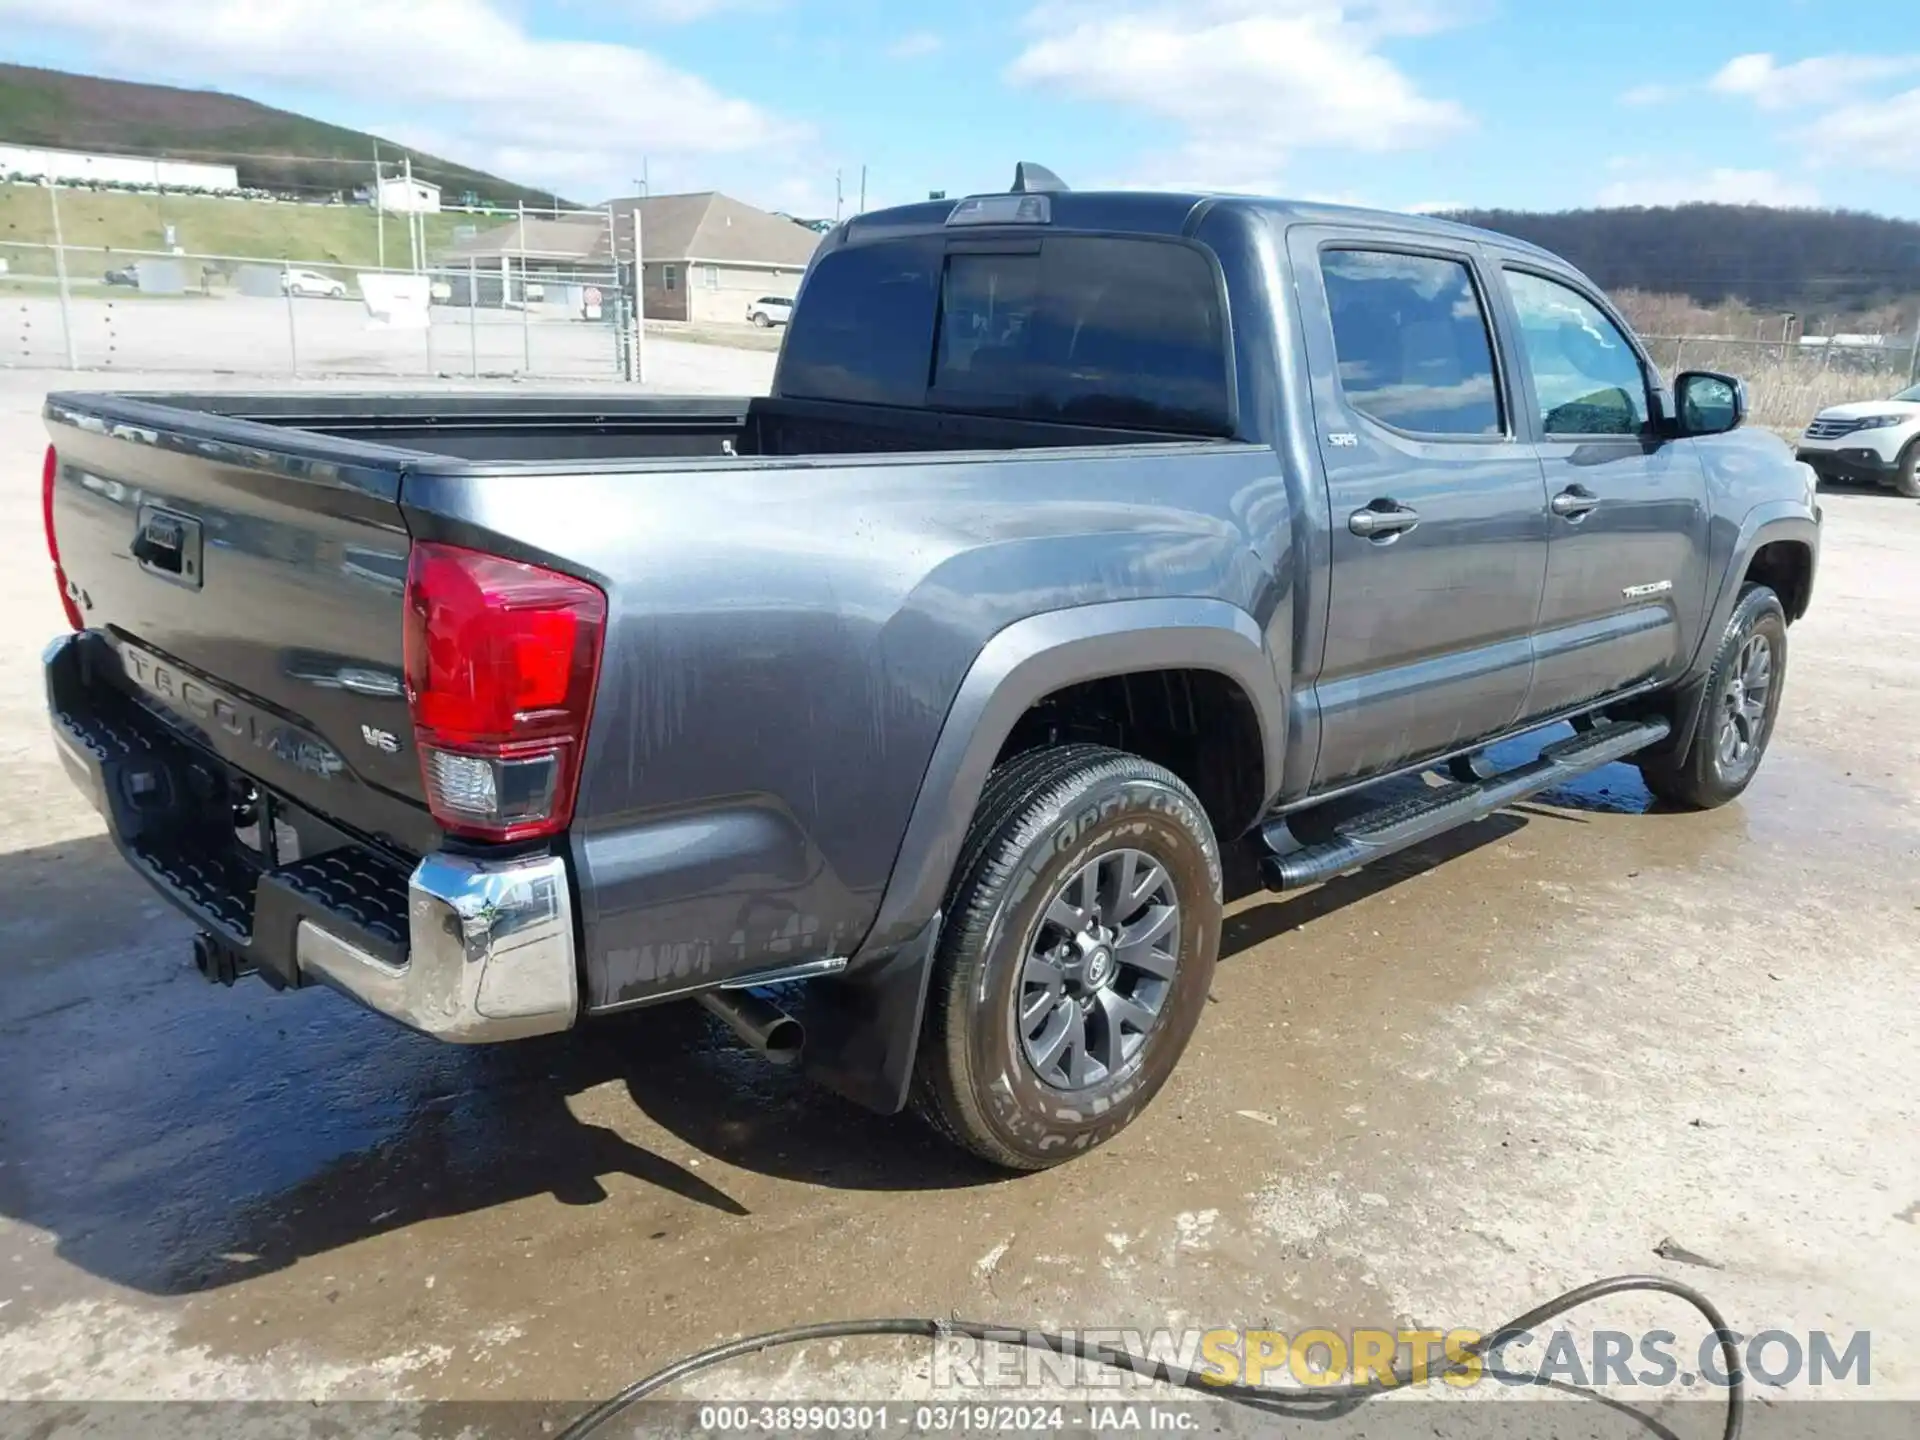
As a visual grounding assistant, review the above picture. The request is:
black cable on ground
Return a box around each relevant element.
[558,1271,1743,1440]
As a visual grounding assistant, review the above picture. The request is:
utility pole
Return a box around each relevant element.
[1908,304,1920,386]
[858,164,867,215]
[835,170,843,223]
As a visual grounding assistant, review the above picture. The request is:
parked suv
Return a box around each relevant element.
[40,173,1820,1170]
[746,295,793,327]
[1797,383,1920,496]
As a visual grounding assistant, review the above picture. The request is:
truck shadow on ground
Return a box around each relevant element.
[0,759,1655,1297]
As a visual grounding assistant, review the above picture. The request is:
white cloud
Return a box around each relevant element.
[1006,0,1473,193]
[0,0,808,202]
[1596,167,1820,209]
[887,31,944,59]
[1709,51,1920,111]
[1618,81,1683,107]
[1802,86,1920,175]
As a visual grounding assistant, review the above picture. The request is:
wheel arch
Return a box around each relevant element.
[1648,504,1817,765]
[852,598,1286,968]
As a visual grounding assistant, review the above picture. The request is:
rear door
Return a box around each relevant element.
[1490,263,1712,717]
[1287,229,1551,790]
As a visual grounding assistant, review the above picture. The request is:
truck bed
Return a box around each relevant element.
[84,391,1229,463]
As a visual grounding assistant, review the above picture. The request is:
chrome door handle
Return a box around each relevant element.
[1348,503,1420,539]
[1551,486,1601,519]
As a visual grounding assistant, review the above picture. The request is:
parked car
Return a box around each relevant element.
[1796,383,1920,497]
[39,171,1820,1170]
[103,266,139,288]
[280,268,349,300]
[746,295,793,327]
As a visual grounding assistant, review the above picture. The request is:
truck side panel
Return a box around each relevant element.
[401,442,1292,1009]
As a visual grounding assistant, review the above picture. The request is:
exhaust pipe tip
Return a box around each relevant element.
[192,931,254,987]
[696,989,805,1067]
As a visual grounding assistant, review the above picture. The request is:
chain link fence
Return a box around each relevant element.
[1,239,637,381]
[1642,333,1920,433]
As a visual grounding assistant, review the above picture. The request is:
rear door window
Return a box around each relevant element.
[1320,249,1504,438]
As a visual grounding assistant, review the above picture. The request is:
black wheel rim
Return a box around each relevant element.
[1716,631,1774,772]
[1017,848,1181,1091]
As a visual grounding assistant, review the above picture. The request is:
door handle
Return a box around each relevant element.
[1550,486,1601,519]
[1348,502,1420,539]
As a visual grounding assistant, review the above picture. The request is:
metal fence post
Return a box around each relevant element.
[282,262,299,377]
[47,183,79,369]
[1908,308,1920,387]
[1671,338,1686,374]
[518,202,532,374]
[468,257,479,377]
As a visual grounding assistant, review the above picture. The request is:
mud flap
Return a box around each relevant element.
[800,912,941,1115]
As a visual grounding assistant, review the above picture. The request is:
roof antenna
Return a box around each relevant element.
[1010,162,1069,195]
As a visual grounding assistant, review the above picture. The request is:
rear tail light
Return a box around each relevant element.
[403,542,607,843]
[42,445,83,631]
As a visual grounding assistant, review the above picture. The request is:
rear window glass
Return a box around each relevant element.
[780,235,1233,434]
[779,240,941,407]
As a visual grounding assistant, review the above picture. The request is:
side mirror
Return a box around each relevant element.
[1674,370,1746,437]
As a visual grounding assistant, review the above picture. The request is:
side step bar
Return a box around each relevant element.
[1260,718,1670,892]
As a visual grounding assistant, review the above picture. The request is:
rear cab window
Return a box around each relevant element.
[780,234,1235,435]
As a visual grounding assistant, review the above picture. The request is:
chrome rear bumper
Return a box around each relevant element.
[296,851,579,1043]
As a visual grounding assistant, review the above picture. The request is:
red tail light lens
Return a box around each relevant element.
[42,445,83,631]
[403,542,607,842]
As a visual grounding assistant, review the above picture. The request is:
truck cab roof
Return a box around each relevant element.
[837,188,1562,266]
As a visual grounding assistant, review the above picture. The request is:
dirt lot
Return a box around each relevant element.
[0,364,1915,1435]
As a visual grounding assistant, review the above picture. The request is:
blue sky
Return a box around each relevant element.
[2,0,1916,223]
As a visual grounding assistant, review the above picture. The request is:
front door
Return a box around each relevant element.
[1289,232,1551,791]
[1493,264,1713,717]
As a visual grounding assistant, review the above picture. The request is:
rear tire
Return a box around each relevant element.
[1639,584,1787,810]
[752,312,772,328]
[912,745,1222,1171]
[1894,440,1920,500]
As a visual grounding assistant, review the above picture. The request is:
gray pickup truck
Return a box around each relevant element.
[41,169,1820,1170]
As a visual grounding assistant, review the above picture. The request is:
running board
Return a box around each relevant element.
[1260,718,1671,892]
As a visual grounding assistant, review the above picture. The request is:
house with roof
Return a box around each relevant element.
[605,191,823,323]
[438,191,822,325]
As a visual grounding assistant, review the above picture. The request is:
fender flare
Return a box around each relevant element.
[1653,502,1820,761]
[802,597,1286,1115]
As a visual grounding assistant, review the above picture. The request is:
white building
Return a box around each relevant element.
[0,143,238,190]
[373,175,442,214]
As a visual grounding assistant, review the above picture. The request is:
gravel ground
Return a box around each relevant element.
[0,361,1914,1438]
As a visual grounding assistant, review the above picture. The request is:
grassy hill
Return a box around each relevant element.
[1,184,484,270]
[0,63,563,208]
[1448,203,1920,319]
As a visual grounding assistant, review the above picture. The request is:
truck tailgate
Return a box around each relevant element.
[44,398,437,857]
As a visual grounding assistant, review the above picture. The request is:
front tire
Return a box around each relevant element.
[1639,584,1787,809]
[752,312,772,328]
[1894,440,1920,500]
[912,744,1223,1171]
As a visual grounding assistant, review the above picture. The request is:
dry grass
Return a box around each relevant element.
[1639,335,1914,433]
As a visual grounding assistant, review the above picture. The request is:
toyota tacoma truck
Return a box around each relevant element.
[40,167,1821,1170]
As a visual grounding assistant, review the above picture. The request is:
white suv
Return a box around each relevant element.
[281,269,349,300]
[1796,383,1920,497]
[746,295,793,328]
